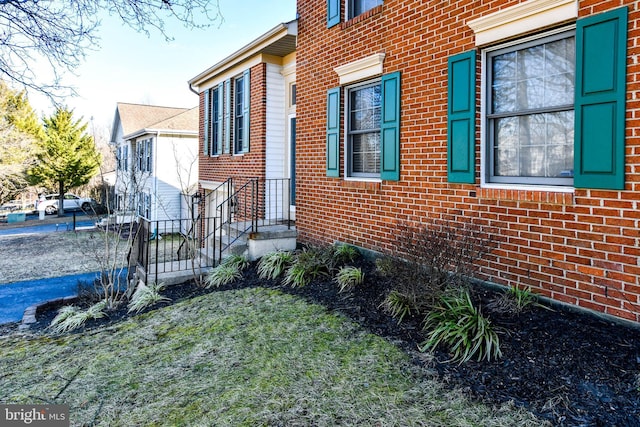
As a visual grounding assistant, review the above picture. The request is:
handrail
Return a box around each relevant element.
[136,176,293,278]
[215,177,259,264]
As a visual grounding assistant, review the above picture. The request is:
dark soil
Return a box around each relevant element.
[8,258,640,427]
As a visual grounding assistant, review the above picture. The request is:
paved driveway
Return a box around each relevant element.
[0,272,101,324]
[0,214,128,325]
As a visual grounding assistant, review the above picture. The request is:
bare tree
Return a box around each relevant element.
[0,0,222,102]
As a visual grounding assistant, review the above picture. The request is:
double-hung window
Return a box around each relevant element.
[347,81,381,177]
[234,75,246,154]
[447,6,627,190]
[487,30,575,186]
[145,139,152,172]
[203,69,250,156]
[326,71,400,180]
[211,86,221,155]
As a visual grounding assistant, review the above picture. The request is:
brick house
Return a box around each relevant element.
[188,21,298,225]
[295,0,640,323]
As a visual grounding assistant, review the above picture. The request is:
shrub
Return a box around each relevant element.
[127,282,170,314]
[258,251,294,280]
[393,219,495,291]
[205,264,243,288]
[334,266,365,292]
[420,289,501,364]
[48,300,107,334]
[331,243,360,265]
[283,246,332,288]
[378,258,443,322]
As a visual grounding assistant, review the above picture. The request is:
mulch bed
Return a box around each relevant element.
[6,258,640,427]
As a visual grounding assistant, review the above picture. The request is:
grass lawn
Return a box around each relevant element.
[0,287,545,426]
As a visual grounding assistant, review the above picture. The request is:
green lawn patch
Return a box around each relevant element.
[0,287,545,426]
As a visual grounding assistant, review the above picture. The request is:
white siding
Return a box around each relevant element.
[265,63,286,180]
[264,63,289,221]
[152,134,199,223]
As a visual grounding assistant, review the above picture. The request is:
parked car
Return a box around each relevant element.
[37,193,95,215]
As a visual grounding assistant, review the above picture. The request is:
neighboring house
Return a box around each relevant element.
[110,103,199,223]
[295,0,640,323]
[188,20,297,225]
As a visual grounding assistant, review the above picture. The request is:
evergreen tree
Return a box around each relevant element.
[28,108,101,215]
[0,81,44,204]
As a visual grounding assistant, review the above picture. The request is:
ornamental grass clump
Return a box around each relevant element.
[421,289,501,364]
[206,264,243,288]
[221,254,250,271]
[283,246,332,288]
[258,250,294,280]
[334,266,365,292]
[380,290,421,324]
[331,243,360,265]
[127,282,170,314]
[205,255,249,288]
[487,285,542,315]
[48,300,107,334]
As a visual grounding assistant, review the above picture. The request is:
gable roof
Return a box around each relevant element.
[111,103,198,142]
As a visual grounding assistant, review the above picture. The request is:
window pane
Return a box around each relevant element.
[352,132,380,174]
[494,111,574,178]
[352,0,382,17]
[348,82,381,177]
[350,85,381,131]
[235,78,244,116]
[492,36,574,114]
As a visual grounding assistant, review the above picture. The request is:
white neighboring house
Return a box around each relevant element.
[110,103,199,224]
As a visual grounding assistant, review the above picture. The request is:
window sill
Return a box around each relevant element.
[341,179,381,192]
[341,4,383,29]
[477,185,574,205]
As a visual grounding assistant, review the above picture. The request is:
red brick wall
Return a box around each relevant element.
[296,0,640,322]
[198,62,268,185]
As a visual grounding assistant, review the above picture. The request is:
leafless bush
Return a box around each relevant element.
[380,218,496,322]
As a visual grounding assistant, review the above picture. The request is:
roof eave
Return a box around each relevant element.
[123,128,199,141]
[188,19,297,88]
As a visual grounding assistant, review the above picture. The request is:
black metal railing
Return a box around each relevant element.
[136,177,292,280]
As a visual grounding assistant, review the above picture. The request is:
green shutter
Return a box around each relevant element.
[447,50,476,184]
[575,7,627,190]
[224,79,231,154]
[326,87,340,177]
[216,83,224,154]
[327,0,340,28]
[203,89,210,156]
[242,69,251,153]
[380,71,401,181]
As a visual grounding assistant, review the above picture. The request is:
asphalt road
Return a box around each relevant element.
[0,211,96,236]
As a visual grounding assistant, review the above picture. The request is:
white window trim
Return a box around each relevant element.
[479,25,577,192]
[334,53,385,85]
[343,78,383,182]
[467,0,577,46]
